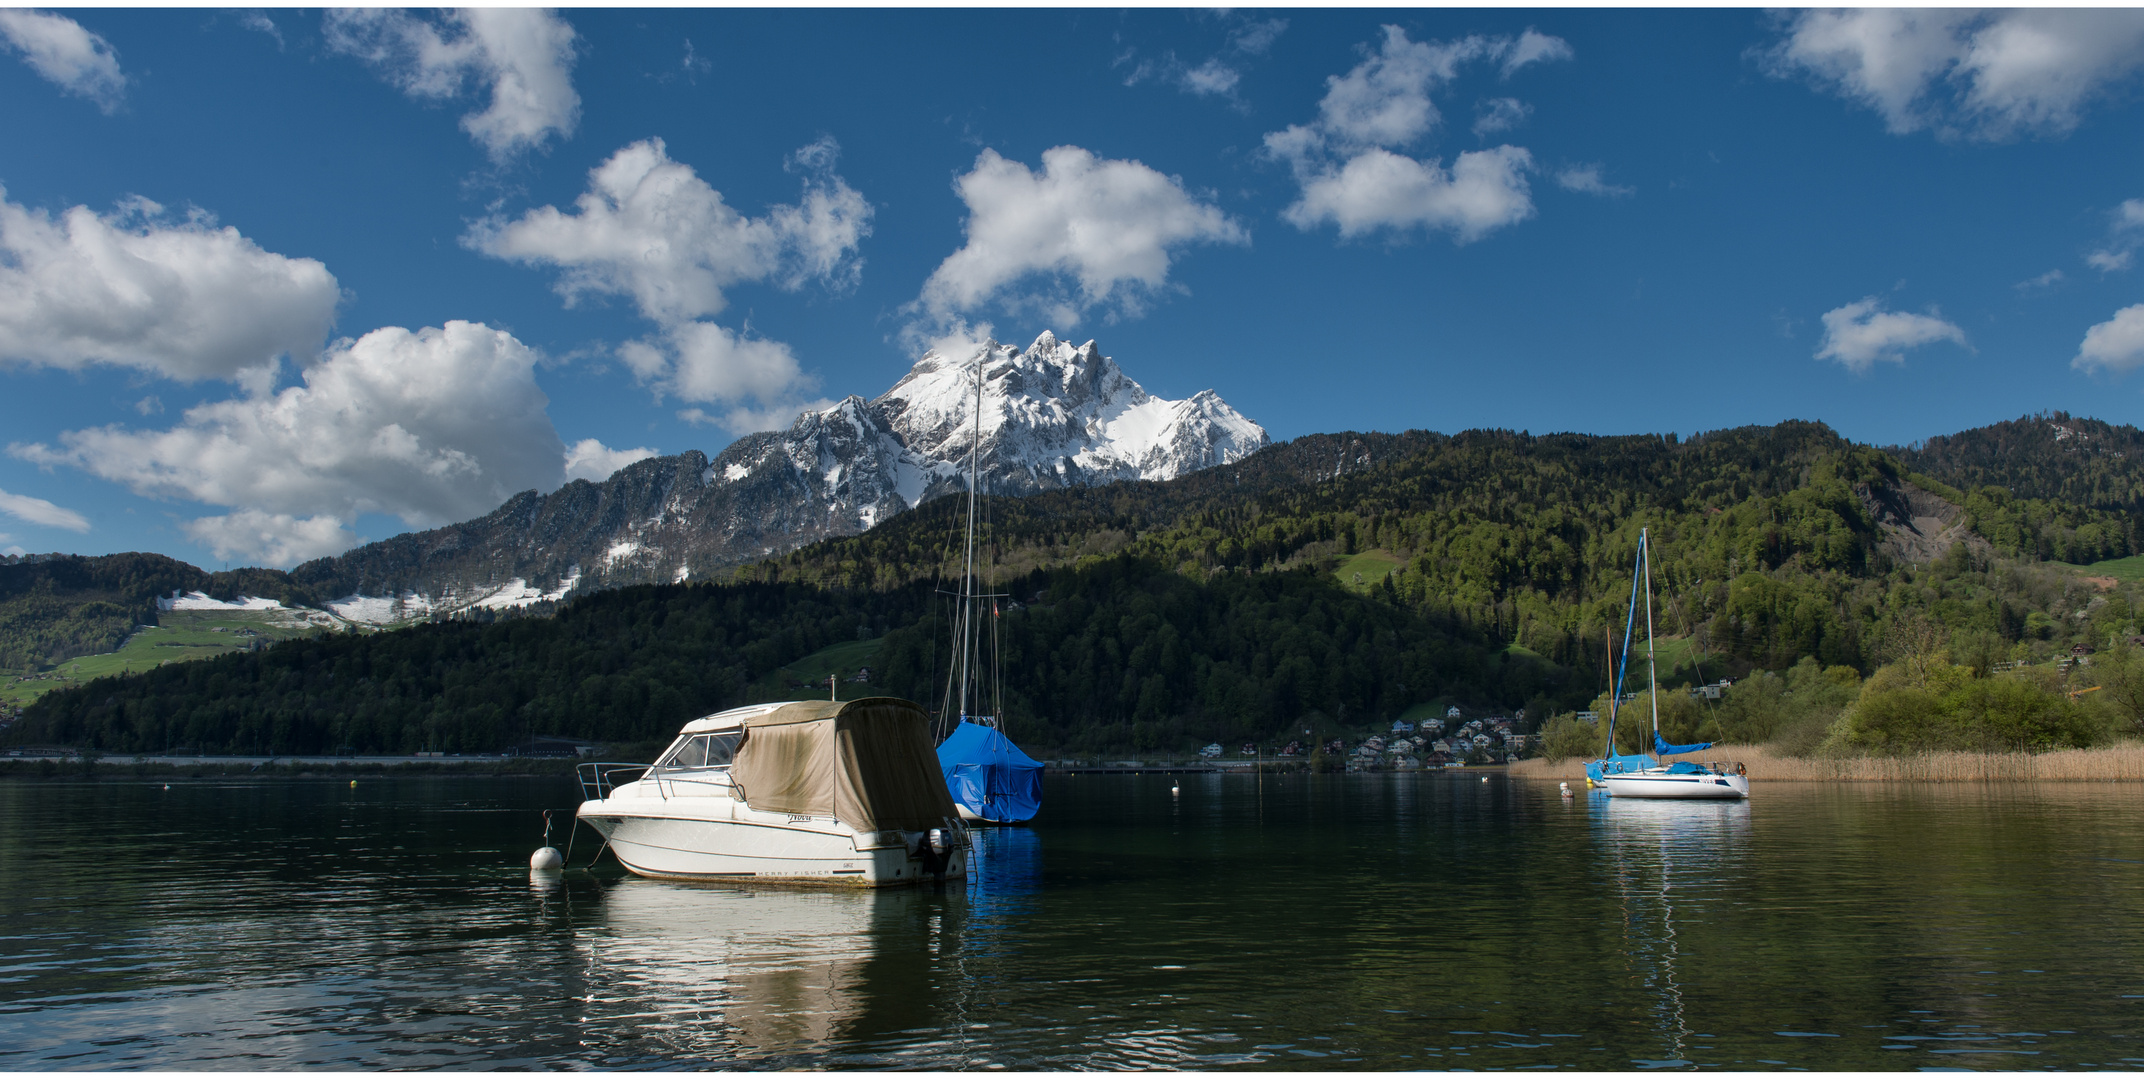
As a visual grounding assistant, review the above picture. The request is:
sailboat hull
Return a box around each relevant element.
[1601,771,1749,799]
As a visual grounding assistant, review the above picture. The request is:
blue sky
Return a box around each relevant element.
[5,8,2144,568]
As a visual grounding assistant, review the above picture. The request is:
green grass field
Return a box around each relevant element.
[739,636,893,705]
[2068,554,2144,582]
[1333,549,1402,592]
[1,610,323,708]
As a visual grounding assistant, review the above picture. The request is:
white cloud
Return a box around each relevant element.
[0,486,89,531]
[1230,18,1288,57]
[1473,97,1531,136]
[1814,298,1968,373]
[12,321,567,564]
[2015,268,2065,292]
[917,146,1246,326]
[472,138,865,430]
[2089,250,2135,273]
[1502,29,1574,78]
[0,188,340,382]
[1555,163,1634,198]
[1119,15,1287,106]
[469,137,870,324]
[1283,146,1535,242]
[324,8,580,160]
[0,10,125,113]
[682,398,838,436]
[1266,26,1564,243]
[2087,198,2144,273]
[184,510,354,566]
[1767,9,2144,140]
[2074,304,2144,374]
[563,438,657,483]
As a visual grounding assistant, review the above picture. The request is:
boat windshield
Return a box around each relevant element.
[657,731,743,769]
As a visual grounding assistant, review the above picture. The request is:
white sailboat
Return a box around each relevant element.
[933,347,1043,825]
[1590,528,1750,801]
[574,697,971,885]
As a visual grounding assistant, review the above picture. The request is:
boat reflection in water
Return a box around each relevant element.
[566,830,1044,1067]
[1593,795,1752,1068]
[583,879,907,1060]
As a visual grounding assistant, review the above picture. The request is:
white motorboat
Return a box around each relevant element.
[576,697,971,886]
[1588,527,1750,801]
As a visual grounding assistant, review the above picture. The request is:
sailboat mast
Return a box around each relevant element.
[957,348,983,721]
[1643,527,1660,740]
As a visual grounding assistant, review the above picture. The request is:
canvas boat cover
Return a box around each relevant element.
[727,697,959,832]
[937,720,1044,823]
[1654,733,1713,756]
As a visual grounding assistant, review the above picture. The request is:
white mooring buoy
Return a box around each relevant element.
[530,846,564,870]
[1482,776,1490,783]
[1171,784,1180,796]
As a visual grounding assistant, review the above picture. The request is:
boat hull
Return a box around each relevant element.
[578,789,966,887]
[1601,771,1749,800]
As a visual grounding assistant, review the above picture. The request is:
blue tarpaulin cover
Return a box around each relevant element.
[1654,733,1713,756]
[937,720,1043,823]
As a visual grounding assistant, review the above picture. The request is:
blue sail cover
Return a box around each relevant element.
[1586,752,1660,784]
[937,720,1043,823]
[1654,733,1713,756]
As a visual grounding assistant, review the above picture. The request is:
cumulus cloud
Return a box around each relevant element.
[12,321,567,564]
[0,188,341,382]
[1472,97,1531,136]
[184,510,355,566]
[1767,9,2144,140]
[563,437,657,483]
[1814,298,1968,373]
[2074,304,2144,374]
[472,138,866,434]
[469,136,869,324]
[325,8,580,159]
[0,9,125,112]
[680,398,839,436]
[0,486,89,531]
[917,146,1246,328]
[2086,198,2144,273]
[1265,25,1566,243]
[1283,146,1535,241]
[1119,14,1287,106]
[1501,28,1574,78]
[2015,268,2065,293]
[1556,164,1634,198]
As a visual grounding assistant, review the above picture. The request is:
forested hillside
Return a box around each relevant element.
[12,420,2144,757]
[1892,411,2144,516]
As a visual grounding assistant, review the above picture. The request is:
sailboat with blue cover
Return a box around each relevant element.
[1586,528,1749,800]
[932,348,1044,824]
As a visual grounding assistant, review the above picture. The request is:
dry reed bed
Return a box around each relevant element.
[1509,742,2144,783]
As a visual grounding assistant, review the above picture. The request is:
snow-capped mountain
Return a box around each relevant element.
[288,333,1266,621]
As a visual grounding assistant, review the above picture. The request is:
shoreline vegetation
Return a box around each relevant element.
[1511,741,2144,782]
[0,757,583,780]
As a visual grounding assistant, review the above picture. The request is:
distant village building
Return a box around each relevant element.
[1446,706,1462,719]
[1391,719,1415,734]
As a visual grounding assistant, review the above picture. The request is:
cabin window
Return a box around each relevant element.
[658,731,743,769]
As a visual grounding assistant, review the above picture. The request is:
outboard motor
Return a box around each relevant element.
[917,827,952,880]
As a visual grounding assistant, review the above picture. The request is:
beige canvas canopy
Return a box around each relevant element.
[728,697,959,832]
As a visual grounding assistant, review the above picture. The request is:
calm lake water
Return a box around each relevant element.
[3,771,2143,1069]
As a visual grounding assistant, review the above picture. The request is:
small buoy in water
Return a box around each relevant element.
[349,780,357,788]
[530,846,565,870]
[1171,784,1179,796]
[1482,776,1490,783]
[162,784,170,791]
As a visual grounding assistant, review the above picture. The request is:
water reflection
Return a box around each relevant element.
[584,880,894,1059]
[1592,795,1752,1068]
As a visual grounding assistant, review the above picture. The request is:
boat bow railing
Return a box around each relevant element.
[576,761,650,802]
